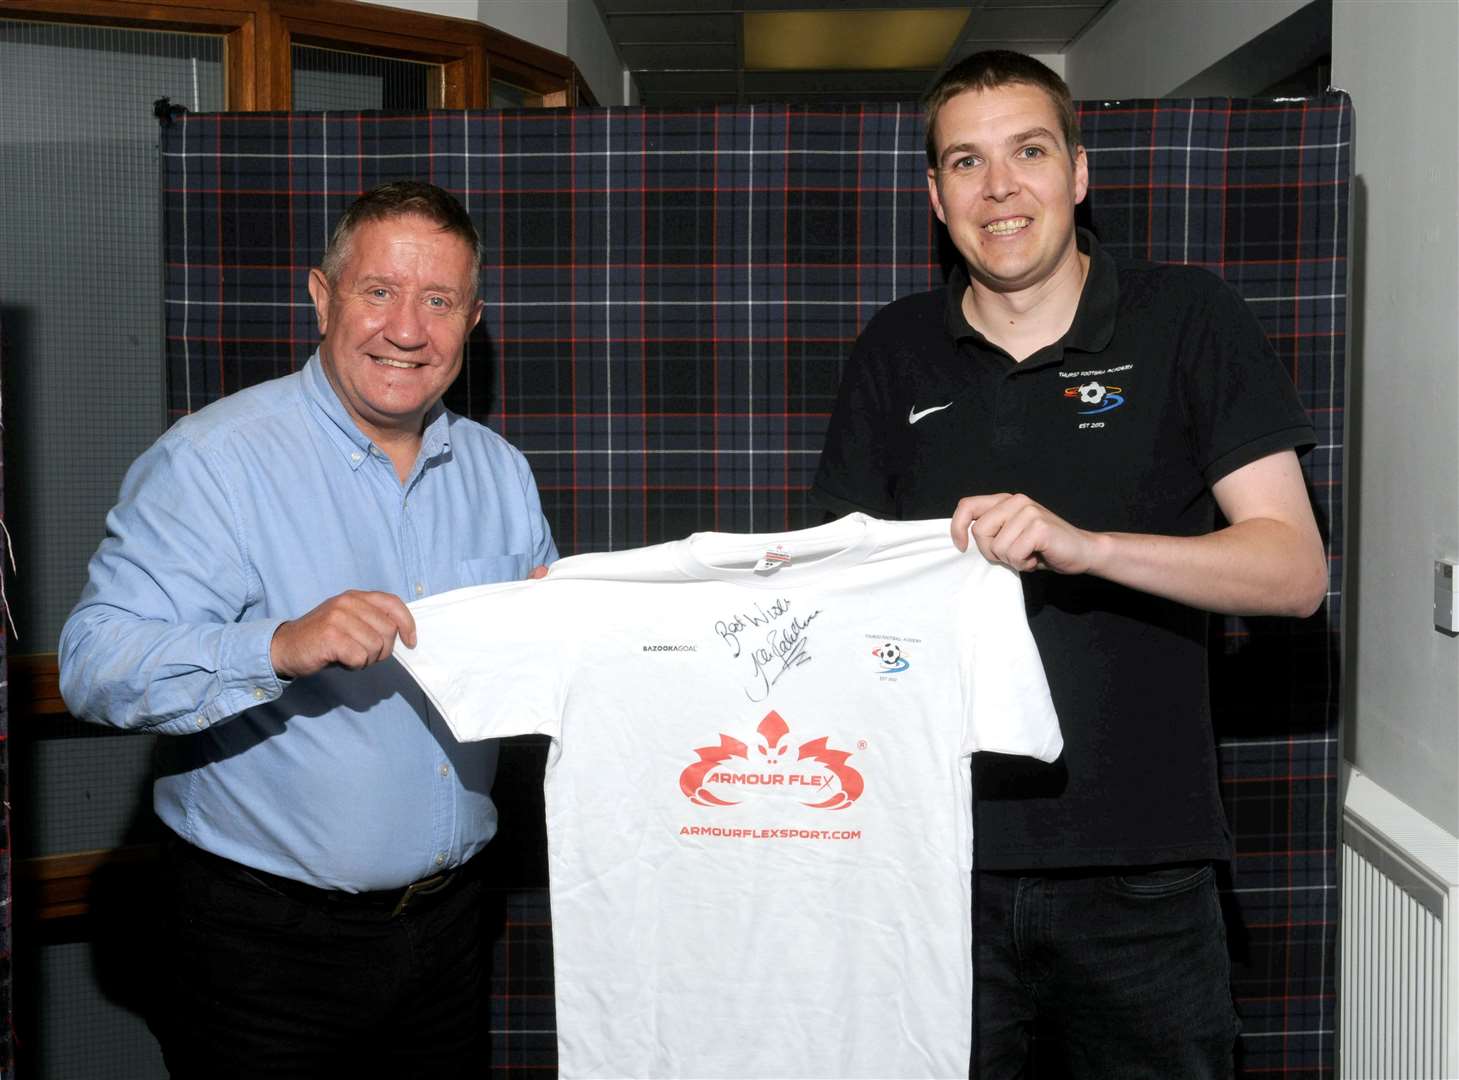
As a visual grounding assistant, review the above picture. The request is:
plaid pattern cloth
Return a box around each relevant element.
[160,97,1350,1076]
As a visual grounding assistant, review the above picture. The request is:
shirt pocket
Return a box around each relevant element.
[456,553,531,588]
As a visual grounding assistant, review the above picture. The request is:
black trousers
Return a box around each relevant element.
[152,839,491,1079]
[975,863,1239,1079]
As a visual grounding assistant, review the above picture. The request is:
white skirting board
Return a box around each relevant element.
[1341,764,1459,1078]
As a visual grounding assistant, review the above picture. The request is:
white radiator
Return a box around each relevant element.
[1341,766,1459,1078]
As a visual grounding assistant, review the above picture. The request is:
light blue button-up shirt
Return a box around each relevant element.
[59,354,557,890]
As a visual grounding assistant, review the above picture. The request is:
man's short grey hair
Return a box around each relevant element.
[320,180,483,298]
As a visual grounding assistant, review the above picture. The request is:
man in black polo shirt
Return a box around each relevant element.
[813,51,1327,1078]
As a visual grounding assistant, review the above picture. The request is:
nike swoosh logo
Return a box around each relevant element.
[908,402,954,425]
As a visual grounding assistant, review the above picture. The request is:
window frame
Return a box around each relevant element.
[1,0,591,110]
[1,0,263,106]
[267,0,486,108]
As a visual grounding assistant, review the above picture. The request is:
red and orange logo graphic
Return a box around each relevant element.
[678,710,865,811]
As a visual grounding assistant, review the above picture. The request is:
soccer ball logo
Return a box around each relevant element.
[872,642,909,673]
[1064,380,1126,416]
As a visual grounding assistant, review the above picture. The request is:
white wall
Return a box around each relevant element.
[477,0,567,54]
[357,0,634,105]
[1332,0,1459,836]
[1063,0,1309,98]
[566,0,630,107]
[356,0,479,22]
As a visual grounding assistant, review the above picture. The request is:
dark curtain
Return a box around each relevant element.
[0,319,12,1080]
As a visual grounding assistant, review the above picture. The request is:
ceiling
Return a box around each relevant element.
[594,0,1114,107]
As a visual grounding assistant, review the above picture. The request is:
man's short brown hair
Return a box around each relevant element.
[923,50,1081,168]
[320,180,482,296]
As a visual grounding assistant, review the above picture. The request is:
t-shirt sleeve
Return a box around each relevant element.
[957,558,1063,762]
[812,328,898,518]
[395,578,574,743]
[1181,273,1317,486]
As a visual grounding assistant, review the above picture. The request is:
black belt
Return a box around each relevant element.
[176,839,479,918]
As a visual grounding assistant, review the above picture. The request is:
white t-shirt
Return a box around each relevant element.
[396,514,1062,1079]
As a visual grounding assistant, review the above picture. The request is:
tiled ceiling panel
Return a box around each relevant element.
[596,0,1114,106]
[959,7,1104,42]
[617,43,739,68]
[608,13,738,42]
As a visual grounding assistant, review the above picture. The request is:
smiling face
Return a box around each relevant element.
[308,213,483,446]
[926,82,1089,298]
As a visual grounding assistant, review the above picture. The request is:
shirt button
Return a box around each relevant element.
[439,764,450,778]
[252,687,265,701]
[350,451,362,462]
[435,853,446,867]
[414,582,424,596]
[195,718,206,729]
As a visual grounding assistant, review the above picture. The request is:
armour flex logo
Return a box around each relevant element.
[679,710,865,811]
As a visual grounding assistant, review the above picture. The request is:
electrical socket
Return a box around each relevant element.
[1435,559,1459,634]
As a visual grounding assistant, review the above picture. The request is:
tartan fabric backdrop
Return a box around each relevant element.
[160,96,1350,1076]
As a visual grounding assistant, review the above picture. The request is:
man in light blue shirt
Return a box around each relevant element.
[59,181,555,1077]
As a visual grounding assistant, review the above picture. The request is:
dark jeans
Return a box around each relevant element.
[975,863,1239,1080]
[152,839,491,1079]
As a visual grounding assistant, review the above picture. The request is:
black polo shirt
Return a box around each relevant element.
[814,229,1314,870]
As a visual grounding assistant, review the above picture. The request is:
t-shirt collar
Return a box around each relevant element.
[943,227,1118,358]
[673,512,881,587]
